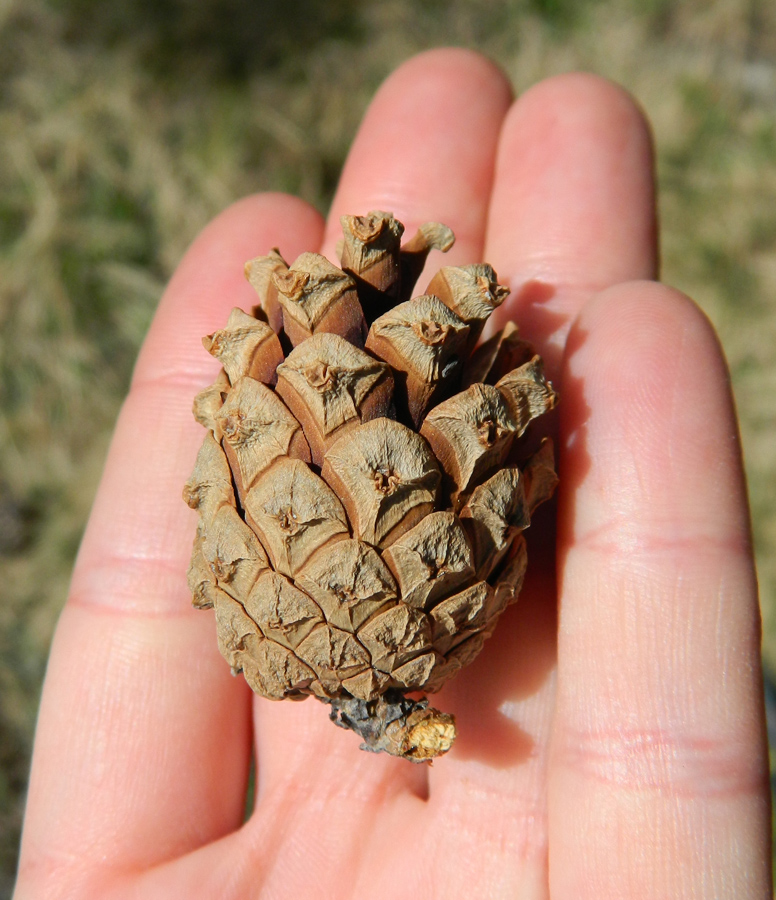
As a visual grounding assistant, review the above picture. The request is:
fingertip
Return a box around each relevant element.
[566,279,724,385]
[323,48,513,262]
[384,46,513,103]
[560,279,748,551]
[516,71,652,138]
[563,278,731,431]
[485,74,658,375]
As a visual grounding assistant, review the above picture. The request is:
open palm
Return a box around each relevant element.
[15,49,771,899]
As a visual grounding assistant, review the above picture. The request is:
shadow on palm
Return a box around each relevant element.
[435,281,594,771]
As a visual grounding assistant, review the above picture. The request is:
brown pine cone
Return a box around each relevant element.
[184,211,558,762]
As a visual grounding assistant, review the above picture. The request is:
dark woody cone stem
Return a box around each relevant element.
[325,689,456,762]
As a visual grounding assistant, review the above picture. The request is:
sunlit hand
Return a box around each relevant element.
[15,49,771,899]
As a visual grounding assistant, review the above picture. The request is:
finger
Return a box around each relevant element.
[254,48,513,796]
[17,195,325,889]
[320,47,512,267]
[428,74,658,899]
[549,282,770,898]
[485,73,658,379]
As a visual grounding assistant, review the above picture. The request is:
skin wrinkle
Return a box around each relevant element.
[574,327,747,546]
[582,496,746,555]
[117,377,205,431]
[162,815,286,900]
[572,517,753,559]
[81,546,194,575]
[129,369,218,395]
[555,724,765,799]
[71,542,198,614]
[264,759,407,810]
[66,586,195,619]
[135,334,224,389]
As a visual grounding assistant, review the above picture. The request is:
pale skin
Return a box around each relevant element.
[15,48,771,899]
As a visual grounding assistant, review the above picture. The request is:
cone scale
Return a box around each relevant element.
[184,211,558,761]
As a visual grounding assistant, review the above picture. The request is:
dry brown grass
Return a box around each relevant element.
[1,0,775,890]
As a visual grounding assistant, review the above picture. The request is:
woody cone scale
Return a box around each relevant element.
[184,212,558,761]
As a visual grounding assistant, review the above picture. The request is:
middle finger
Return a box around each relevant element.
[429,72,658,899]
[253,47,513,819]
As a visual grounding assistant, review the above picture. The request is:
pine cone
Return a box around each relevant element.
[184,211,558,762]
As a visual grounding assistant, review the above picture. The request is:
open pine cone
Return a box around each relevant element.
[183,211,558,761]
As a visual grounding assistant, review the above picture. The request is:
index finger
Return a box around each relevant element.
[17,194,325,885]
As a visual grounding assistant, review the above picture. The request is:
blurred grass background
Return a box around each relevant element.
[1,0,775,891]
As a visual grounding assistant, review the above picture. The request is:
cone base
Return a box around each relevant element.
[323,689,456,761]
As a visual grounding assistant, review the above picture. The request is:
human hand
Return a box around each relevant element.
[15,49,771,899]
